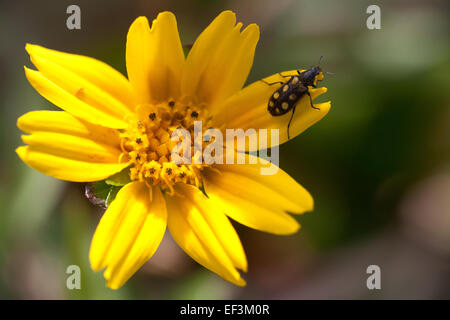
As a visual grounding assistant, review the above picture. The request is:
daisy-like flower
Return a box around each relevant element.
[17,11,330,289]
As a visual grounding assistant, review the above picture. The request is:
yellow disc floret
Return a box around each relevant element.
[119,100,214,195]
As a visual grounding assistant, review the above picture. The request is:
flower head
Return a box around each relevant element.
[17,11,330,289]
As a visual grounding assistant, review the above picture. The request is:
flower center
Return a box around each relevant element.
[118,100,214,194]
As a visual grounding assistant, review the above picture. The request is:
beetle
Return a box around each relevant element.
[262,57,325,139]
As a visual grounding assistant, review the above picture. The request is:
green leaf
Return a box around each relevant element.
[105,168,131,186]
[105,186,120,206]
[85,180,122,208]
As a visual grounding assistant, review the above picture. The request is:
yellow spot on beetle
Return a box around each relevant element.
[289,94,297,100]
[282,102,289,110]
[282,85,289,92]
[269,101,274,107]
[273,92,280,99]
[291,77,299,85]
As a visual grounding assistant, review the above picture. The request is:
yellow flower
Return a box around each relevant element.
[16,11,330,289]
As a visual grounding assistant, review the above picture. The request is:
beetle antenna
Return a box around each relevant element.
[318,56,323,66]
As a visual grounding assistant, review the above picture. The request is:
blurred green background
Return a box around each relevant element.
[0,0,449,299]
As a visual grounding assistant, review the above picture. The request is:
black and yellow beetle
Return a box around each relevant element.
[262,57,325,139]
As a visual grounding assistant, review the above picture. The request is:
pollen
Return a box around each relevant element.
[119,100,214,194]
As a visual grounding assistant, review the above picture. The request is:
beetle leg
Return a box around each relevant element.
[278,72,291,78]
[260,79,284,86]
[287,105,297,139]
[307,91,320,110]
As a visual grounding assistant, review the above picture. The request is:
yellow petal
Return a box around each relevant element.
[21,133,120,163]
[183,184,247,272]
[203,154,313,235]
[204,174,299,235]
[207,187,300,235]
[16,111,127,182]
[24,67,129,129]
[16,146,127,182]
[182,10,259,107]
[17,110,121,146]
[213,154,313,214]
[166,184,246,286]
[90,182,167,290]
[126,13,185,104]
[213,70,330,150]
[26,44,135,112]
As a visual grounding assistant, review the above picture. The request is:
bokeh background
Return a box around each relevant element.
[0,0,449,299]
